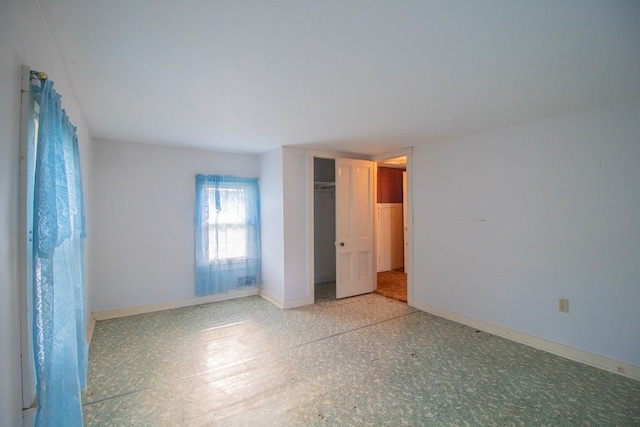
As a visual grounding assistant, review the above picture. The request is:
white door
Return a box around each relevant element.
[335,158,375,299]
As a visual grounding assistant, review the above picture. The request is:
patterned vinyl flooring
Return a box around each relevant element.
[82,293,640,426]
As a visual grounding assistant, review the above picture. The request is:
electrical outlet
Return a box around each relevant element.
[559,298,569,313]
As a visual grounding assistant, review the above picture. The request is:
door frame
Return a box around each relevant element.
[371,148,414,306]
[306,147,414,305]
[306,149,347,303]
[19,66,38,422]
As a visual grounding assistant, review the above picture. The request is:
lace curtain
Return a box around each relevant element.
[32,77,87,426]
[195,175,261,296]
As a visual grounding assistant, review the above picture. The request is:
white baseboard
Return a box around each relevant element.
[283,296,313,309]
[257,288,284,308]
[410,300,640,381]
[257,289,313,309]
[92,288,259,321]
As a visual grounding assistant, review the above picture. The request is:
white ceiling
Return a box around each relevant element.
[39,0,640,156]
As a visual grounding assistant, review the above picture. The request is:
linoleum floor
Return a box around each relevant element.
[83,294,640,426]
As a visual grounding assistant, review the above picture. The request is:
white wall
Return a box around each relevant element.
[282,147,309,303]
[259,147,286,304]
[92,139,258,311]
[0,1,94,423]
[258,147,310,307]
[412,98,640,367]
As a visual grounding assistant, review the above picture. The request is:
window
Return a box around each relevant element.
[207,187,249,261]
[195,175,261,296]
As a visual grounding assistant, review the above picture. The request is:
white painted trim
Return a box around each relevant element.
[373,147,414,306]
[92,288,259,320]
[283,296,313,309]
[404,150,414,307]
[86,314,96,347]
[19,66,38,412]
[410,300,640,381]
[370,147,413,162]
[258,288,312,310]
[258,288,284,309]
[306,151,316,307]
[307,149,355,160]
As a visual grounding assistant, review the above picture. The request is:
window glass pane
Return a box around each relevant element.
[209,225,247,260]
[207,187,248,261]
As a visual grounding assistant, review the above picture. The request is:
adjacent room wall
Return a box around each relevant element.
[412,98,640,368]
[92,139,259,312]
[0,0,94,423]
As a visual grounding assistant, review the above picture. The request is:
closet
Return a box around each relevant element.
[313,158,336,286]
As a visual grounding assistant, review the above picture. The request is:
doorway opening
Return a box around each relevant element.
[374,156,408,303]
[310,150,412,305]
[313,157,337,302]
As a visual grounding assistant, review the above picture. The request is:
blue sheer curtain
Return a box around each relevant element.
[32,77,87,426]
[195,175,261,296]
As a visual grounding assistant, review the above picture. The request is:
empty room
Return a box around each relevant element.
[2,1,640,425]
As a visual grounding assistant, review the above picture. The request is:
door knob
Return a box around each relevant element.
[340,242,345,247]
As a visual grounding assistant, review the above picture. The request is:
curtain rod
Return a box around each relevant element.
[30,70,48,81]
